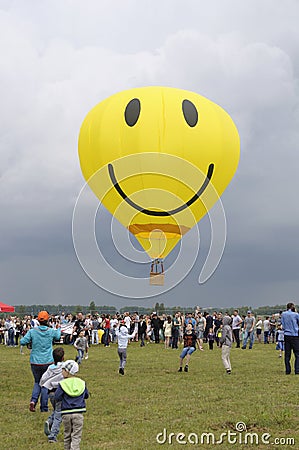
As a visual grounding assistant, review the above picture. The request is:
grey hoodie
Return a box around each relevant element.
[219,316,233,347]
[40,362,64,390]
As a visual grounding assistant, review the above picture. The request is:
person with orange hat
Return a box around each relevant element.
[20,310,61,412]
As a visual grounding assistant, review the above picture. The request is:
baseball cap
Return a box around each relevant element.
[62,360,79,375]
[247,310,252,314]
[38,311,49,322]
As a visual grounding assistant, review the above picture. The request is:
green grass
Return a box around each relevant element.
[1,342,298,449]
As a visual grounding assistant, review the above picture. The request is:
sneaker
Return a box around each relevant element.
[29,401,36,412]
[44,420,51,436]
[184,365,189,372]
[226,369,231,375]
[119,368,124,375]
[48,437,57,443]
[178,367,182,372]
[85,354,88,360]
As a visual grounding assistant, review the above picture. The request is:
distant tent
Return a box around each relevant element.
[0,302,15,313]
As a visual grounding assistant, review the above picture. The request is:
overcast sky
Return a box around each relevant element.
[1,0,298,310]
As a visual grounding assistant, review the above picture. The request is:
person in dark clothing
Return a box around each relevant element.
[178,324,197,372]
[151,313,161,343]
[71,312,86,345]
[214,313,223,347]
[204,312,213,342]
[171,312,181,349]
[139,315,147,347]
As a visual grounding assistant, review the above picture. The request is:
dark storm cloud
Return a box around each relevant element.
[0,0,298,307]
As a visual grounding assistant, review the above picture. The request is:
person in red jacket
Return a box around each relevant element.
[102,314,111,347]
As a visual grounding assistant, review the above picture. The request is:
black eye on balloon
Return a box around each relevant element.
[124,98,141,126]
[182,99,198,127]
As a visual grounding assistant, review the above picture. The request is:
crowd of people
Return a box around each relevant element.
[0,307,291,351]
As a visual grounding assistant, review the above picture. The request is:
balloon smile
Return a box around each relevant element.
[108,163,214,217]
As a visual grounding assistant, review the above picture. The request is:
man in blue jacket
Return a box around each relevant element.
[20,310,61,412]
[281,302,299,375]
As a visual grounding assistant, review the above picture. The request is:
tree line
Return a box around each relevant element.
[7,302,293,318]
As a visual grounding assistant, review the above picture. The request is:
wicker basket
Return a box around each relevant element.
[150,272,165,286]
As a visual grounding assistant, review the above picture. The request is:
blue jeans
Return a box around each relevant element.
[180,346,196,358]
[8,328,15,346]
[91,329,99,345]
[264,331,269,343]
[242,330,255,349]
[48,392,62,439]
[30,364,50,411]
[76,349,84,364]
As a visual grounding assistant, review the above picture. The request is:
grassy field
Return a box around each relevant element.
[1,341,298,449]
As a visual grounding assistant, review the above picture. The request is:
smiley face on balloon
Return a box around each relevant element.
[78,87,240,260]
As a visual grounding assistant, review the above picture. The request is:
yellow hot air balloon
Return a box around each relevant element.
[78,87,240,283]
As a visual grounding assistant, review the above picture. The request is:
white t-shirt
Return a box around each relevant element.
[232,315,242,330]
[124,316,131,329]
[110,318,118,329]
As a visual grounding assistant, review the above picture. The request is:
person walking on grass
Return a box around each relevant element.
[232,309,242,348]
[20,310,61,412]
[263,316,270,344]
[178,324,197,372]
[115,323,136,375]
[269,314,277,344]
[195,312,205,351]
[276,325,284,358]
[171,312,181,349]
[40,347,65,443]
[281,302,299,375]
[139,315,147,347]
[55,360,89,450]
[102,314,111,347]
[163,316,172,349]
[255,316,263,343]
[242,311,255,350]
[219,315,233,374]
[74,330,89,364]
[91,315,99,345]
[207,328,215,350]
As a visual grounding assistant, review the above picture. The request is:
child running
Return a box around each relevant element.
[178,323,197,372]
[55,360,89,449]
[40,347,65,443]
[74,330,89,364]
[115,322,136,375]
